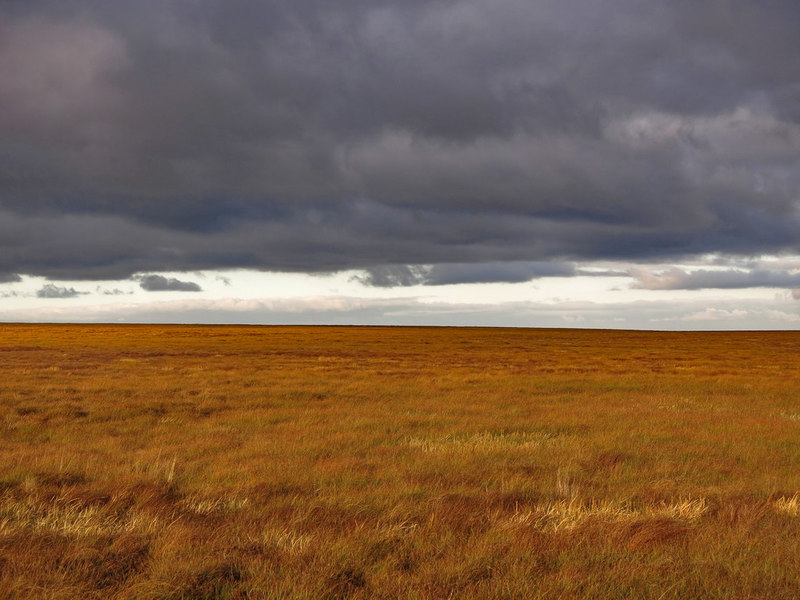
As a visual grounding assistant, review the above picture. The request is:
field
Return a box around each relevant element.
[1,324,800,599]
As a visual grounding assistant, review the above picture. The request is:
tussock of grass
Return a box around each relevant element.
[259,527,315,555]
[0,491,163,538]
[503,498,708,532]
[406,430,557,453]
[777,412,800,422]
[773,494,800,517]
[179,494,249,516]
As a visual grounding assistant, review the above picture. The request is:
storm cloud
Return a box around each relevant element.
[1,0,800,280]
[138,275,202,292]
[357,261,578,287]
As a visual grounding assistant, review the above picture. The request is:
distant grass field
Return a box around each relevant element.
[2,324,800,599]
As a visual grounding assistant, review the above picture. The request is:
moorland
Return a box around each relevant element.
[1,324,800,599]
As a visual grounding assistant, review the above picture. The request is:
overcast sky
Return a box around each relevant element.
[1,0,800,328]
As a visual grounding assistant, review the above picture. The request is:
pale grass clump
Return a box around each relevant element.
[254,519,416,560]
[0,492,162,538]
[407,431,555,454]
[657,398,699,412]
[259,527,315,555]
[773,494,800,516]
[555,468,582,499]
[180,494,249,515]
[132,455,178,484]
[503,498,708,532]
[375,519,418,539]
[777,412,800,422]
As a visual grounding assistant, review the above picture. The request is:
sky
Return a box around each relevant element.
[1,0,800,328]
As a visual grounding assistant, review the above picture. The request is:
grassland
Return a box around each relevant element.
[1,324,800,599]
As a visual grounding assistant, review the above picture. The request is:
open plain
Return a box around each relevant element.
[1,324,800,599]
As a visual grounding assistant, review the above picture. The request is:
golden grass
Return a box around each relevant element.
[406,431,556,454]
[773,495,800,517]
[502,497,708,532]
[1,324,800,598]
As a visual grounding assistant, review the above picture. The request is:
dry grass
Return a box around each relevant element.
[502,497,708,533]
[1,324,800,598]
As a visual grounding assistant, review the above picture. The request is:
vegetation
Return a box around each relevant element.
[1,324,800,599]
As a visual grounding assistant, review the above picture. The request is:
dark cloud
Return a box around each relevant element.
[357,261,577,287]
[138,274,202,292]
[632,267,800,290]
[0,273,21,283]
[1,1,800,279]
[356,265,431,288]
[36,283,82,298]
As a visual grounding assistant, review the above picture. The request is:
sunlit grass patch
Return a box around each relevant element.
[258,527,315,556]
[406,430,558,454]
[0,492,163,538]
[773,494,800,517]
[502,497,708,532]
[777,412,800,422]
[179,494,250,516]
[131,455,178,484]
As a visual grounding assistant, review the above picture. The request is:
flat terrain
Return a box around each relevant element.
[2,325,800,599]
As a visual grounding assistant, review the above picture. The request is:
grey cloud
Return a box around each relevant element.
[357,261,576,287]
[138,275,202,292]
[36,283,82,298]
[578,268,630,278]
[356,265,432,287]
[1,1,800,279]
[0,273,21,283]
[632,267,800,290]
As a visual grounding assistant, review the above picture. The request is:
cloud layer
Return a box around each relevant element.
[3,293,798,330]
[631,267,800,290]
[1,1,800,280]
[356,261,578,286]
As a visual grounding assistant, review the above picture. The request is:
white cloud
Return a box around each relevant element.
[763,310,800,323]
[681,308,748,321]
